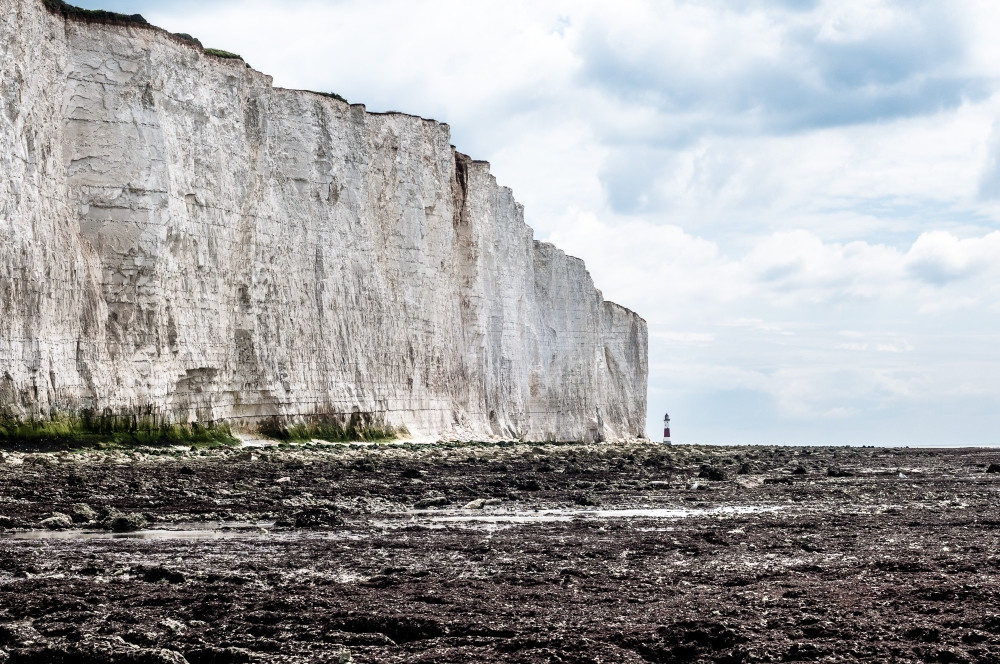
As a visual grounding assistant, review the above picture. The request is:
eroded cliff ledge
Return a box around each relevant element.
[0,0,647,442]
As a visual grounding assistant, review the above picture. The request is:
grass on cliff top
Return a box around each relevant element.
[308,91,349,104]
[42,0,148,24]
[204,48,243,60]
[172,32,203,47]
[0,416,238,452]
[41,1,247,65]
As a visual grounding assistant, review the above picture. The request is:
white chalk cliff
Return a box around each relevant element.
[0,0,647,441]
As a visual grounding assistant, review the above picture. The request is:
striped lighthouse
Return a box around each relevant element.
[663,412,671,445]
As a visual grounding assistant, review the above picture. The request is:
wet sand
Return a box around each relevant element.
[1,441,999,663]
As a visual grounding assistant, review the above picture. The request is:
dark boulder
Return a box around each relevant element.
[698,466,727,481]
[292,507,344,528]
[413,496,449,509]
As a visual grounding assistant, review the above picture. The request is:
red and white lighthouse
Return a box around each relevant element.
[663,412,671,444]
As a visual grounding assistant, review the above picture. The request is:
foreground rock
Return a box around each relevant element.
[39,513,73,530]
[109,513,148,533]
[70,503,97,523]
[1,442,1000,662]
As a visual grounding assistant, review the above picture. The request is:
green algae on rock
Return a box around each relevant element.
[0,413,237,451]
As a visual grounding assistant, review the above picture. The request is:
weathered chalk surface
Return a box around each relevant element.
[0,0,647,441]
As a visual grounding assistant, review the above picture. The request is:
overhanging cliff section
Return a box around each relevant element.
[0,0,648,442]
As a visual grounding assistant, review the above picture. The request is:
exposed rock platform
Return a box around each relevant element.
[1,443,999,662]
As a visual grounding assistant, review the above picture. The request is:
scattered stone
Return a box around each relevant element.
[827,466,854,477]
[143,567,186,584]
[736,462,756,475]
[559,567,590,578]
[792,466,807,475]
[70,503,98,523]
[987,463,1000,473]
[401,468,425,479]
[122,630,160,647]
[413,496,449,509]
[185,646,255,664]
[40,512,73,530]
[159,619,187,635]
[275,476,291,484]
[132,649,191,664]
[0,455,22,467]
[648,481,671,489]
[463,498,502,510]
[0,622,40,649]
[573,493,601,507]
[26,455,58,467]
[0,516,17,530]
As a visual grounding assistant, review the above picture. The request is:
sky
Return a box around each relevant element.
[74,0,1000,446]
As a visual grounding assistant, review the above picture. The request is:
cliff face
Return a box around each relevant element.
[0,0,647,441]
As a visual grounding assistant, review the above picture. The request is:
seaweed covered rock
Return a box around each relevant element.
[40,512,73,530]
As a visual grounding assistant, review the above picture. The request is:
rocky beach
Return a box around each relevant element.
[1,441,999,663]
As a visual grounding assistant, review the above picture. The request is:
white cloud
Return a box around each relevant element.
[553,212,1000,312]
[554,211,1000,440]
[905,230,1000,284]
[836,335,913,353]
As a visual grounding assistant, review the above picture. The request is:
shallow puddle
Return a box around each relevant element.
[415,504,782,524]
[0,524,271,541]
[2,506,784,539]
